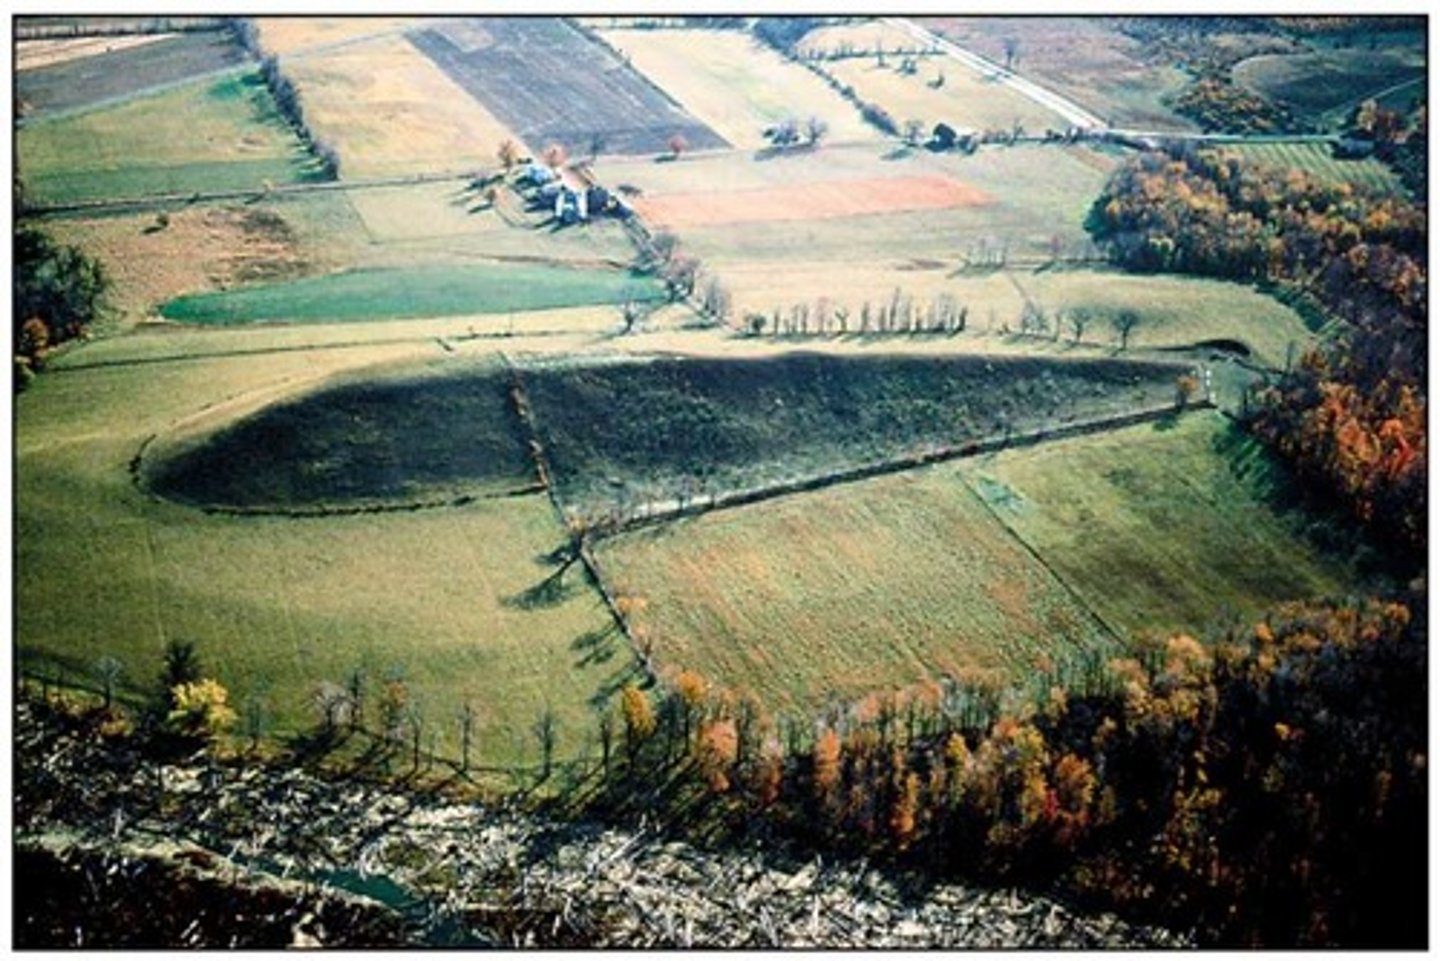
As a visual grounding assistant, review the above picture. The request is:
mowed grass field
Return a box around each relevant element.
[597,467,1116,713]
[596,27,878,148]
[255,16,421,55]
[957,412,1359,637]
[597,410,1362,713]
[916,16,1198,131]
[821,56,1065,133]
[1224,142,1406,196]
[279,33,527,179]
[18,70,318,205]
[17,342,640,771]
[158,263,663,324]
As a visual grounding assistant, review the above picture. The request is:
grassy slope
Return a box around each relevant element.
[18,71,317,205]
[598,466,1114,714]
[159,263,662,324]
[958,411,1358,637]
[16,345,637,771]
[599,410,1362,714]
[522,352,1185,512]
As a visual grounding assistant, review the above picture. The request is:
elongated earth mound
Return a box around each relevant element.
[145,352,1190,513]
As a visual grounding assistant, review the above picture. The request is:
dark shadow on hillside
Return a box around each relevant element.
[572,625,621,668]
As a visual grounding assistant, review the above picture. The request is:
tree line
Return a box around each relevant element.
[1086,145,1426,563]
[13,225,110,388]
[229,19,340,180]
[591,594,1424,948]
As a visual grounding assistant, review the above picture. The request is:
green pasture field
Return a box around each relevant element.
[1224,142,1406,196]
[159,263,663,324]
[597,409,1365,714]
[957,411,1362,638]
[596,464,1117,714]
[16,345,638,772]
[18,70,320,205]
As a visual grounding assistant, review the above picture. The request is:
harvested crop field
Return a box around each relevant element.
[821,57,1065,133]
[596,27,878,149]
[916,17,1198,131]
[254,16,420,55]
[632,174,992,227]
[16,30,247,116]
[597,462,1116,713]
[17,33,176,72]
[280,33,525,179]
[408,18,728,158]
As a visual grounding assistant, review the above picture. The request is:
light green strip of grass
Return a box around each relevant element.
[159,264,664,324]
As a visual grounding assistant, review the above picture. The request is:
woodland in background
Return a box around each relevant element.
[1086,143,1427,566]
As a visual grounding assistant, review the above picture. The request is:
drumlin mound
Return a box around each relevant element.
[631,175,994,228]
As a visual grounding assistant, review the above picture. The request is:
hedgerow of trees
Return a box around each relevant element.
[1085,146,1426,562]
[229,18,339,180]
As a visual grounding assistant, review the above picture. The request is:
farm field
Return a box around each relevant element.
[795,19,943,58]
[956,412,1360,637]
[598,409,1364,713]
[344,180,637,265]
[16,343,638,771]
[632,174,992,227]
[17,33,177,71]
[916,17,1198,131]
[16,30,246,115]
[17,70,318,205]
[595,27,878,149]
[820,56,1065,133]
[408,18,728,159]
[597,467,1116,713]
[278,33,525,179]
[254,16,420,55]
[598,142,1117,267]
[158,263,663,325]
[37,195,357,322]
[1232,48,1427,127]
[1223,142,1406,195]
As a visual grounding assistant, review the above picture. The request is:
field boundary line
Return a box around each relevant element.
[953,468,1126,649]
[590,401,1216,541]
[500,352,660,686]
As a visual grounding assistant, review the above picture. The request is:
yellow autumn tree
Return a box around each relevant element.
[166,678,237,742]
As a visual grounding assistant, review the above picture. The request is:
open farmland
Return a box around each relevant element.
[278,32,525,179]
[598,142,1117,267]
[916,17,1198,131]
[795,19,943,59]
[158,263,662,325]
[17,33,176,71]
[595,27,878,148]
[16,30,246,115]
[408,18,728,159]
[1223,142,1406,195]
[16,343,639,771]
[254,16,420,55]
[597,468,1116,713]
[820,56,1065,133]
[956,412,1360,636]
[632,174,991,227]
[1232,48,1426,127]
[18,70,319,205]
